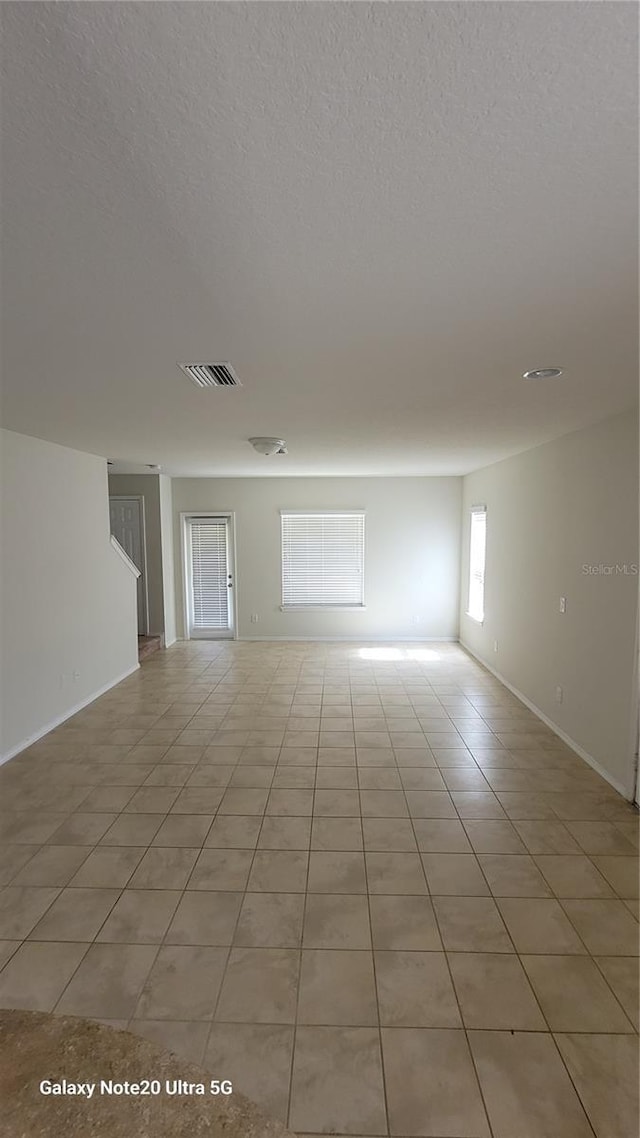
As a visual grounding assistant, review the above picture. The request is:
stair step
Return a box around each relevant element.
[138,635,162,662]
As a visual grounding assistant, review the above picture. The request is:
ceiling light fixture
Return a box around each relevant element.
[522,367,563,379]
[249,437,288,456]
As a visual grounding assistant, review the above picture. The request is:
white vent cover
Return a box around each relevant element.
[179,363,241,387]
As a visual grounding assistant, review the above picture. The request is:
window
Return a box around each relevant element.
[467,506,487,622]
[281,511,365,608]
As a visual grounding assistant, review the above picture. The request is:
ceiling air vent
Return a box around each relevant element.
[179,363,241,388]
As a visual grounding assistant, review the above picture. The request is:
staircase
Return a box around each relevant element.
[138,635,162,662]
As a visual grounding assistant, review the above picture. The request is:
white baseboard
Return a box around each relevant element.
[460,640,632,800]
[163,636,177,648]
[0,662,141,767]
[237,635,459,643]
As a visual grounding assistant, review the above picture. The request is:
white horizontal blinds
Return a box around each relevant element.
[468,506,487,622]
[189,517,229,630]
[282,512,365,607]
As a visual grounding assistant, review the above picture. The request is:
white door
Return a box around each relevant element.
[185,515,235,639]
[110,497,148,634]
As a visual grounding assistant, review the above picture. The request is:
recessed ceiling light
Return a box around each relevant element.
[522,367,563,379]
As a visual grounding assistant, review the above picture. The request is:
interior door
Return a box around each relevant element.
[110,497,147,634]
[186,515,234,639]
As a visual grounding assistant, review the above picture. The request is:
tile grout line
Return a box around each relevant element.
[284,686,318,1134]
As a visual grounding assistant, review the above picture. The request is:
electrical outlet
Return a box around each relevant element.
[414,615,421,625]
[555,685,563,704]
[72,671,80,682]
[493,640,498,653]
[250,614,259,623]
[559,597,566,613]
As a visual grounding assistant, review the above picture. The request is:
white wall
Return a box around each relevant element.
[172,477,461,641]
[159,473,177,647]
[1,430,139,760]
[460,409,639,797]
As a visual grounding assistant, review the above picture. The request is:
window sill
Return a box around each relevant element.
[465,612,484,625]
[280,605,367,612]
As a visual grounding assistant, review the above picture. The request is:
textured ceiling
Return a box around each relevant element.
[1,1,637,476]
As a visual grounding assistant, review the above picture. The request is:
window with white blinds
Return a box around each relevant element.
[187,517,230,631]
[467,506,487,623]
[281,511,365,608]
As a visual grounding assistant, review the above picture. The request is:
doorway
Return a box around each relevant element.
[109,496,149,635]
[182,513,236,639]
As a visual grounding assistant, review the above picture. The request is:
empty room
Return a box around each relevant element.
[0,3,638,1138]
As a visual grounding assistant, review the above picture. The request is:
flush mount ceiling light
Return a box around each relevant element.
[522,367,564,379]
[249,437,288,456]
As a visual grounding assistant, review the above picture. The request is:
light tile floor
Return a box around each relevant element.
[0,640,638,1137]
